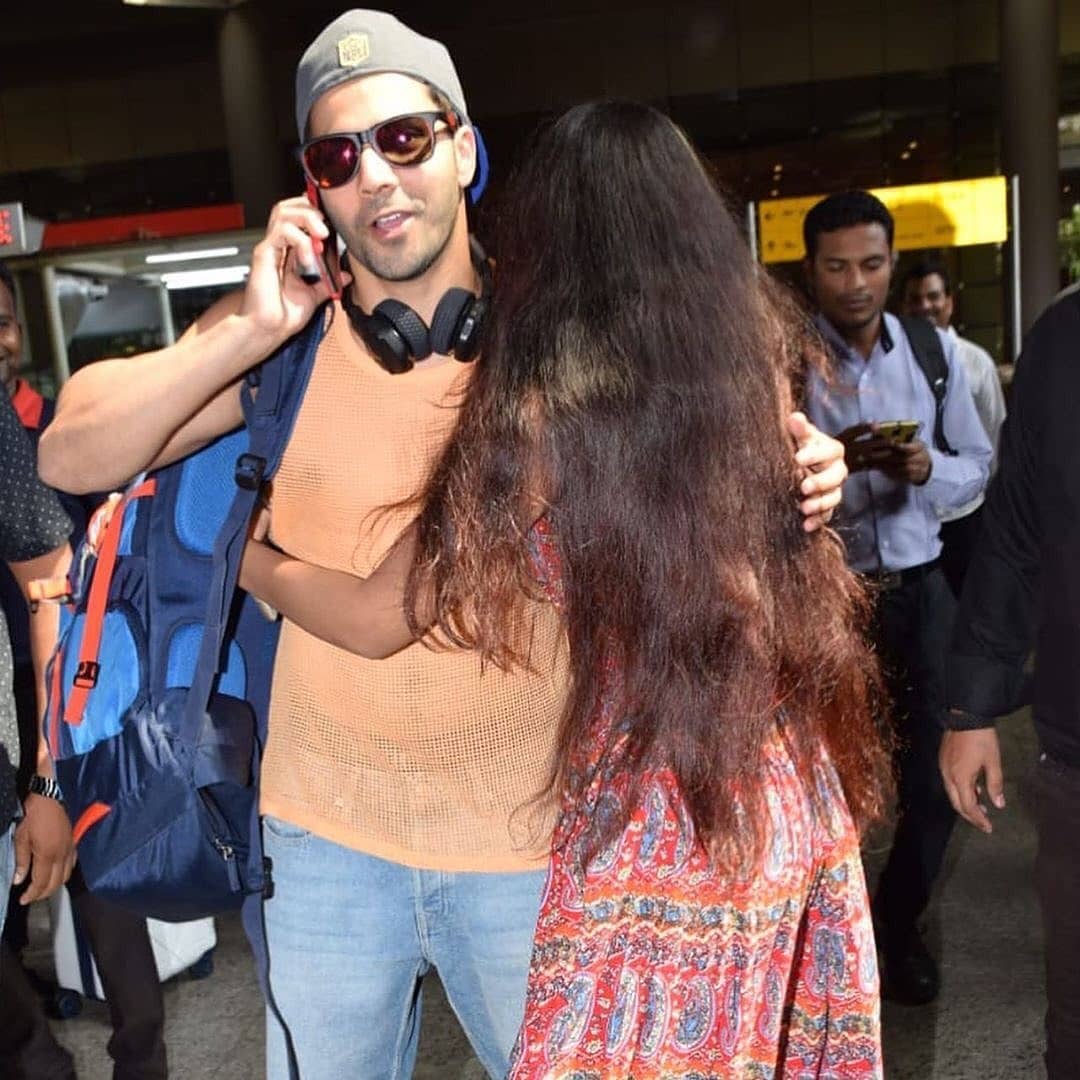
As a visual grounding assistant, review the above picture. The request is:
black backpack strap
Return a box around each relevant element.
[899,315,956,456]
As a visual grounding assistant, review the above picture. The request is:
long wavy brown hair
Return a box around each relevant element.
[407,101,889,868]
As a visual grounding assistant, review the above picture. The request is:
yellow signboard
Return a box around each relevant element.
[757,177,1009,264]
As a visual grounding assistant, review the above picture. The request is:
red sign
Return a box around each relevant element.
[42,204,246,250]
[0,202,28,255]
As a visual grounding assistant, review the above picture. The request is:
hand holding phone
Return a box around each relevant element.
[837,420,929,481]
[838,421,908,473]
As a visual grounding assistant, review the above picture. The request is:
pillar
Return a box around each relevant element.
[1000,0,1061,336]
[217,8,288,228]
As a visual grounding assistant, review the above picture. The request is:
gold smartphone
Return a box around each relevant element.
[875,420,921,444]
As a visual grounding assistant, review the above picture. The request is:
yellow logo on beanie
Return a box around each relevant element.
[337,33,370,68]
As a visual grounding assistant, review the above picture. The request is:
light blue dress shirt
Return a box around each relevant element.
[804,311,992,573]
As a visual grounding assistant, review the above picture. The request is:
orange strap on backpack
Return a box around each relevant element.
[62,480,156,728]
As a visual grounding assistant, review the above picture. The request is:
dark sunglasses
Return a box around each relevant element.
[300,111,456,190]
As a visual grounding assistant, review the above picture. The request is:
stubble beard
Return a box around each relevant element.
[352,228,453,282]
[344,186,462,284]
[829,304,881,335]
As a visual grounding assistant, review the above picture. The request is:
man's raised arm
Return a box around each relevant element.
[40,195,338,494]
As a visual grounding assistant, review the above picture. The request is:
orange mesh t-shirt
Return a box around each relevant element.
[259,305,569,871]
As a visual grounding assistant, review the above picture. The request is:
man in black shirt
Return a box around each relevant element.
[0,392,75,923]
[0,392,78,1078]
[941,286,1080,1079]
[0,263,167,1080]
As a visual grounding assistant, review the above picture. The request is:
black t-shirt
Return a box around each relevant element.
[0,391,95,672]
[0,396,71,830]
[947,286,1080,764]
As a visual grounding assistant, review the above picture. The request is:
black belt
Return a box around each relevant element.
[859,559,939,593]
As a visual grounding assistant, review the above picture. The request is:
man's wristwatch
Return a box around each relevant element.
[28,774,63,801]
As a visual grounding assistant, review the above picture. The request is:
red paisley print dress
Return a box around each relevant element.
[511,530,882,1079]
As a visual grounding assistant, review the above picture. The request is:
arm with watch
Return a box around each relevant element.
[8,542,76,904]
[0,396,76,903]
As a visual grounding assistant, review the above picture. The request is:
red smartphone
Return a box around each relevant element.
[299,180,342,301]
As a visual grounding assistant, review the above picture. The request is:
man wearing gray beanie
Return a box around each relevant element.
[44,13,555,1078]
[42,11,848,1079]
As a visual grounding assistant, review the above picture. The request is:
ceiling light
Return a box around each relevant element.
[146,246,240,265]
[123,0,240,7]
[160,266,250,290]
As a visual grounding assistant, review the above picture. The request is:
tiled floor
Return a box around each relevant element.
[26,711,1044,1079]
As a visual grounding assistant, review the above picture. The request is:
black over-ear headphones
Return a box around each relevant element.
[341,238,492,374]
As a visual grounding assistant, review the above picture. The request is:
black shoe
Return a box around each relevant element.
[881,929,939,1006]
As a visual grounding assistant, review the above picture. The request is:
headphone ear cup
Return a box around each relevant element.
[358,311,415,375]
[453,293,488,362]
[429,288,473,357]
[372,299,433,364]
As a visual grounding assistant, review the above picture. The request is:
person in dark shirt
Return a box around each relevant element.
[0,261,167,1080]
[0,260,95,861]
[0,391,75,924]
[941,285,1080,1079]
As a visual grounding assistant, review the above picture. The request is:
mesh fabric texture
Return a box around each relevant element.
[260,305,569,870]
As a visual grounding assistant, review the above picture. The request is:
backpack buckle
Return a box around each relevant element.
[235,454,266,492]
[74,661,100,689]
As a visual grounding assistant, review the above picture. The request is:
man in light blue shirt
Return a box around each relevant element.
[802,191,992,1008]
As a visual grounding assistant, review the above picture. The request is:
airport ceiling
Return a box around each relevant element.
[2,0,641,86]
[3,0,631,46]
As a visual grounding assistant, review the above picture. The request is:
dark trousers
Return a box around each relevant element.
[1,665,167,1080]
[869,563,958,953]
[1029,752,1080,1080]
[938,505,983,600]
[0,866,168,1080]
[0,939,76,1079]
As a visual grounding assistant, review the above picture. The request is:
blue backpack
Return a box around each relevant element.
[42,311,324,923]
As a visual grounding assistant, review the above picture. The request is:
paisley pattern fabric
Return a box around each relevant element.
[512,526,882,1079]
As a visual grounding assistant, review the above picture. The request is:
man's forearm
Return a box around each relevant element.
[8,543,72,776]
[239,533,425,660]
[40,307,277,494]
[923,447,990,511]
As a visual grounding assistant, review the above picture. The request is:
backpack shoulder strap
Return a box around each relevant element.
[898,314,956,456]
[188,307,328,724]
[240,306,328,481]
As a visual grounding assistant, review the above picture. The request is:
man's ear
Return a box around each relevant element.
[453,125,477,191]
[802,257,815,298]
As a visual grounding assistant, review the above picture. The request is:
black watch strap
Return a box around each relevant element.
[28,774,63,801]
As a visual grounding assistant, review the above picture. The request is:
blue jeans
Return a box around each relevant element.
[262,816,547,1080]
[0,820,14,941]
[0,820,14,942]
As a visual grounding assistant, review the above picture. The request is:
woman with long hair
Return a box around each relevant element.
[241,101,889,1076]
